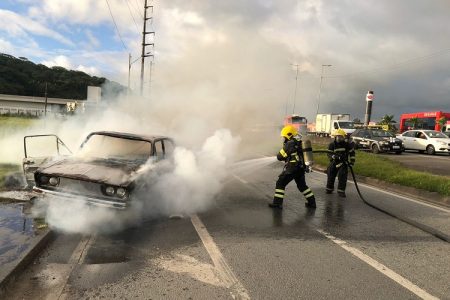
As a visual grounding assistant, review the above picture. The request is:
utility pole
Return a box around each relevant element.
[316,64,332,115]
[140,0,155,96]
[292,64,300,114]
[44,82,48,117]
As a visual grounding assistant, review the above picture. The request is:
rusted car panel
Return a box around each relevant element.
[25,131,175,209]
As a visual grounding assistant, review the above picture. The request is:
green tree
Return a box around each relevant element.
[408,116,422,129]
[436,116,447,129]
[377,114,397,132]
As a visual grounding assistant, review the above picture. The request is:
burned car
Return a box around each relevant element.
[23,131,175,209]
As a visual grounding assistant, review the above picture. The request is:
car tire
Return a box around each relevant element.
[371,144,380,154]
[426,145,435,155]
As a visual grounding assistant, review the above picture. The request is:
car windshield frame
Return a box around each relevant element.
[423,131,448,138]
[338,121,354,129]
[76,133,153,162]
[370,130,395,138]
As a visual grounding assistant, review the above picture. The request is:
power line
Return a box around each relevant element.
[105,0,128,51]
[125,0,140,33]
[133,0,144,18]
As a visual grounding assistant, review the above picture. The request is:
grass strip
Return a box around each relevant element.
[0,164,21,188]
[0,115,38,128]
[312,144,450,197]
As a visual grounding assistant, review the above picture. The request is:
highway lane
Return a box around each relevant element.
[4,162,450,299]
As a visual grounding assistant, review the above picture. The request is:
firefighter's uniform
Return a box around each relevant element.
[269,125,316,209]
[326,129,356,197]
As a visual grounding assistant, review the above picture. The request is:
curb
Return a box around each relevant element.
[0,229,54,296]
[312,165,450,208]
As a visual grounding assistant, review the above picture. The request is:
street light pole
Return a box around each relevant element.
[292,64,300,114]
[316,64,332,115]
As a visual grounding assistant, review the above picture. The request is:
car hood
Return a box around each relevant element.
[37,158,143,186]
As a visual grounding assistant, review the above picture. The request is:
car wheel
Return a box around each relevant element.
[426,145,435,155]
[371,144,380,154]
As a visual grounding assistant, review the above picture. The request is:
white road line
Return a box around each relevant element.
[313,171,450,213]
[232,174,248,184]
[317,229,439,300]
[191,214,250,300]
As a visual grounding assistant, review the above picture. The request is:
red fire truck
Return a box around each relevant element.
[399,111,450,132]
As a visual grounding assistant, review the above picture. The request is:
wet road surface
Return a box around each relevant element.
[4,162,450,299]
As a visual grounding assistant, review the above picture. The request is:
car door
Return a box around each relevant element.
[415,131,429,151]
[400,131,413,149]
[359,130,371,150]
[23,135,72,188]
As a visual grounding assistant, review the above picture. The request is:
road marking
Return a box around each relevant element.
[317,229,439,300]
[191,214,250,300]
[313,171,450,213]
[232,174,248,184]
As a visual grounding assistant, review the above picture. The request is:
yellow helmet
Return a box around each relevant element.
[280,125,298,139]
[333,128,346,137]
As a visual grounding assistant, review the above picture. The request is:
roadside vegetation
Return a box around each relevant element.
[0,164,21,190]
[0,115,39,128]
[312,144,450,197]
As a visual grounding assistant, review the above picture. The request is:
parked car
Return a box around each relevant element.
[397,130,450,155]
[23,131,175,209]
[351,129,404,154]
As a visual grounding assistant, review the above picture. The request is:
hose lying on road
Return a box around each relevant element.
[312,150,450,243]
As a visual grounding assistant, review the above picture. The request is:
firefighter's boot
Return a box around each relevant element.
[268,199,283,209]
[326,187,333,194]
[338,190,346,198]
[305,197,316,209]
[270,189,285,209]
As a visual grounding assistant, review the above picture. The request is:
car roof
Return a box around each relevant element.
[88,131,169,142]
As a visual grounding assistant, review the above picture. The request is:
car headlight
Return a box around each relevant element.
[105,186,115,196]
[49,177,59,186]
[116,187,127,198]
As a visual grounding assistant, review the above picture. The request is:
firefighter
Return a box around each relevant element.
[269,125,316,209]
[326,129,356,197]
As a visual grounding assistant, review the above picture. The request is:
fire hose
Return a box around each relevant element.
[311,150,450,243]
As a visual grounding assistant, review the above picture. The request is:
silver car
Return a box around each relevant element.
[397,130,450,155]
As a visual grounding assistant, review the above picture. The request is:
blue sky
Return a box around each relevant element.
[0,0,449,121]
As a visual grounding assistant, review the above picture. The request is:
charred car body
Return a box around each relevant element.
[23,131,175,209]
[350,129,404,154]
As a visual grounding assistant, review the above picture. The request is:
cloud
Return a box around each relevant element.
[85,29,101,49]
[0,9,73,46]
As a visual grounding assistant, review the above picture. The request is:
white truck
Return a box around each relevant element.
[315,113,356,137]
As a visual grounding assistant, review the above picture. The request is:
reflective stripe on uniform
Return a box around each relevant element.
[302,188,311,195]
[349,149,355,153]
[279,149,288,158]
[304,192,314,199]
[334,148,346,152]
[337,189,345,193]
[275,189,285,194]
[350,157,356,161]
[274,193,284,199]
[336,163,343,168]
[290,160,297,162]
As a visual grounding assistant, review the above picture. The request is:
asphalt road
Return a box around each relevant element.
[383,151,450,177]
[4,162,450,299]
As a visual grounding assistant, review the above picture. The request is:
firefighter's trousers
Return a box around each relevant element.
[273,170,315,205]
[326,162,348,193]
